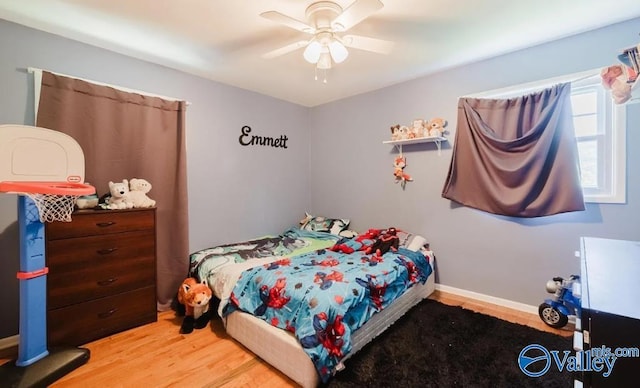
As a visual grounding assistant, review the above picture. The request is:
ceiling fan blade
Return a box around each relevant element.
[331,0,384,31]
[262,40,309,59]
[260,11,315,33]
[342,34,394,54]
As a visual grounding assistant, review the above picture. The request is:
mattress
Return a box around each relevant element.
[225,259,436,387]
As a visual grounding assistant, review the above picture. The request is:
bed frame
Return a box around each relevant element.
[224,258,436,387]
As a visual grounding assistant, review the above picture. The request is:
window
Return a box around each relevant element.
[470,69,627,204]
[570,76,626,203]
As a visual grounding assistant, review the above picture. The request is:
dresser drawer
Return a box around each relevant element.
[47,230,156,309]
[46,209,155,240]
[48,286,157,347]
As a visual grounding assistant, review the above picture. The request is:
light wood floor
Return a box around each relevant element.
[0,291,573,387]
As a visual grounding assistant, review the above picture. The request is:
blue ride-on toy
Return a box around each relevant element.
[538,275,581,329]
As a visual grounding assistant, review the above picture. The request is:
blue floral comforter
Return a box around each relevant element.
[223,247,432,382]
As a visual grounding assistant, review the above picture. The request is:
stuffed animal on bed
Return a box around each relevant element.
[177,277,212,334]
[330,229,381,254]
[365,227,400,257]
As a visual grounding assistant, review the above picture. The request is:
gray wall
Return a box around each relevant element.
[0,20,311,338]
[309,17,640,307]
[1,16,639,340]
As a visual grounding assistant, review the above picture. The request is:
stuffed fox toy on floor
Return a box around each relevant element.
[177,277,212,334]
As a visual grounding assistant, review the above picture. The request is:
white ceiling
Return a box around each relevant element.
[2,0,640,107]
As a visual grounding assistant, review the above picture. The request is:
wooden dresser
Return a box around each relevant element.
[45,208,157,347]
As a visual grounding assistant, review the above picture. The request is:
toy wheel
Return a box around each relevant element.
[538,303,568,328]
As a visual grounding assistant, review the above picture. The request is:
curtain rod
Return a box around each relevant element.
[462,68,599,99]
[27,67,191,105]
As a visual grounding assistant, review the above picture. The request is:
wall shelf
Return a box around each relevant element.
[383,136,447,154]
[382,136,447,146]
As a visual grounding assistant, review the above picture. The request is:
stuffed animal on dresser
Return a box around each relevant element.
[128,178,156,208]
[177,277,212,334]
[105,179,134,209]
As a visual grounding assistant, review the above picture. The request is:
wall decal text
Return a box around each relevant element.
[239,125,289,149]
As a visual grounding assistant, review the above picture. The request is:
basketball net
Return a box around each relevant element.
[23,192,80,223]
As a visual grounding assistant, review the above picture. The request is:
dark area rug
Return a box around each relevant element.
[326,299,573,388]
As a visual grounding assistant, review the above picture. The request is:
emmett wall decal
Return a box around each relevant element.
[239,125,289,149]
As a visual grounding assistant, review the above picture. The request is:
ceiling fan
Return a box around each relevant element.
[261,0,393,80]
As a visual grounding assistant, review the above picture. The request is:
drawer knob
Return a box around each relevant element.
[97,247,118,255]
[97,308,118,319]
[96,221,116,227]
[97,278,118,286]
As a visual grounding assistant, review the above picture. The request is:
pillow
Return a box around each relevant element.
[396,230,429,252]
[407,235,428,252]
[299,212,350,236]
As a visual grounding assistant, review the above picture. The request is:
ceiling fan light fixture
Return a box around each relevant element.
[328,39,349,63]
[303,40,322,63]
[317,52,332,70]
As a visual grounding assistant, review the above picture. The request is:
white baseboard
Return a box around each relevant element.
[435,283,539,315]
[0,335,19,351]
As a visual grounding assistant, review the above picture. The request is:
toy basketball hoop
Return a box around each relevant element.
[0,125,92,386]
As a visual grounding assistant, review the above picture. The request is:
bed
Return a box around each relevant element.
[188,216,436,387]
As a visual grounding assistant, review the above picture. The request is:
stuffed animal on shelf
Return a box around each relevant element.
[390,124,410,141]
[105,179,134,209]
[411,119,426,139]
[390,124,402,141]
[330,228,381,254]
[365,227,400,257]
[128,178,156,208]
[393,155,413,189]
[177,277,213,334]
[601,65,634,104]
[427,117,447,137]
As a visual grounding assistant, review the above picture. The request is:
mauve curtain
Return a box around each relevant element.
[442,82,585,217]
[36,71,189,309]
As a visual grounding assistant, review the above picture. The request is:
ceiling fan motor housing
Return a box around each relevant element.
[306,1,343,31]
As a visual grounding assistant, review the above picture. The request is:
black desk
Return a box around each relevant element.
[579,237,640,387]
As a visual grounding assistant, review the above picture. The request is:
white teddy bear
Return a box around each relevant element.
[128,178,156,208]
[106,179,134,209]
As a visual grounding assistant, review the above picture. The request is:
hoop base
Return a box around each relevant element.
[0,347,90,387]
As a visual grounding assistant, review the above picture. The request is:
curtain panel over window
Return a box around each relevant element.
[442,82,585,217]
[36,71,189,309]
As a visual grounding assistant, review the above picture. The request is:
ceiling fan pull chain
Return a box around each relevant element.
[323,69,328,84]
[315,66,318,81]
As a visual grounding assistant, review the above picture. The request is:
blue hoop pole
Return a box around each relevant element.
[16,195,49,366]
